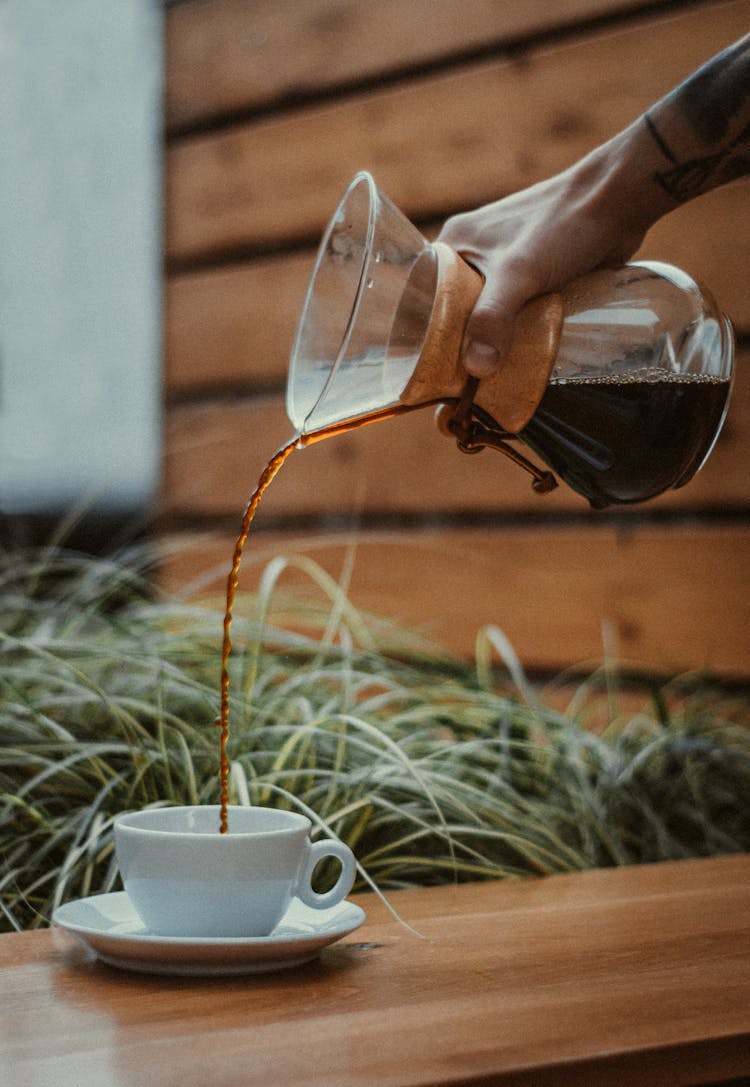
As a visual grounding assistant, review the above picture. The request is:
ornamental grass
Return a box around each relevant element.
[2,543,748,932]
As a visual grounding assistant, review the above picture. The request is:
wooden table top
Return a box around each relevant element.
[3,855,749,1087]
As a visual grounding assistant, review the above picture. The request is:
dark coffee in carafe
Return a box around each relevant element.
[521,373,731,508]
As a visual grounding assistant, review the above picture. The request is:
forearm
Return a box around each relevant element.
[590,32,750,237]
[644,32,750,203]
[437,33,749,375]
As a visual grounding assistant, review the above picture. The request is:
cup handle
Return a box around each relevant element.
[297,839,357,910]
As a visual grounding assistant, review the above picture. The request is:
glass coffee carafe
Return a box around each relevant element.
[514,261,734,507]
[287,172,734,508]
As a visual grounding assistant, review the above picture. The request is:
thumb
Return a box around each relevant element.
[460,273,528,378]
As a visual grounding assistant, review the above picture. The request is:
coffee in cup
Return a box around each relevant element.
[114,805,357,938]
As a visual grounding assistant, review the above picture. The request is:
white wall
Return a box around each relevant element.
[0,0,163,517]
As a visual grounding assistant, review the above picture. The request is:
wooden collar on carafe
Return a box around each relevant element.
[400,241,564,435]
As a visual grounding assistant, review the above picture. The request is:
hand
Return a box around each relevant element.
[437,32,749,378]
[437,145,650,377]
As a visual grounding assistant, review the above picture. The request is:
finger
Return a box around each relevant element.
[463,338,502,377]
[461,277,527,377]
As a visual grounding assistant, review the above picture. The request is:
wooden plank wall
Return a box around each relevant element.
[161,0,750,679]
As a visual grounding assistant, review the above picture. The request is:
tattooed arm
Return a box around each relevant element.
[438,34,750,376]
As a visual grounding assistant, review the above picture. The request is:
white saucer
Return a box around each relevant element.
[52,892,366,976]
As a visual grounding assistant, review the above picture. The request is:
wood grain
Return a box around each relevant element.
[165,1,750,261]
[157,523,750,677]
[165,0,681,128]
[160,0,750,683]
[165,250,313,393]
[5,856,750,1086]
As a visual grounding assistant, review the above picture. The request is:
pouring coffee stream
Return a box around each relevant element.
[216,171,734,832]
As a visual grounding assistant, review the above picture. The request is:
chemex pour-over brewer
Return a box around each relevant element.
[286,171,734,509]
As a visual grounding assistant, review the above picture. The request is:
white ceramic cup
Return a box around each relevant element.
[113,805,357,938]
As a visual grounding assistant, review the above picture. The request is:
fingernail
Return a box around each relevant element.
[464,340,499,377]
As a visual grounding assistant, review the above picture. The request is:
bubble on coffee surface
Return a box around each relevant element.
[551,369,726,385]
